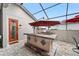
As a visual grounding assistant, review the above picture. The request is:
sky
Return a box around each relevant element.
[23,3,79,21]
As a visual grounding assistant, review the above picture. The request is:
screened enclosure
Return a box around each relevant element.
[23,3,79,30]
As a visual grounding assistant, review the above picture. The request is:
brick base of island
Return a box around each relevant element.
[24,33,57,55]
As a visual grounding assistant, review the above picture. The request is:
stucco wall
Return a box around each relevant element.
[3,4,35,47]
[67,23,79,30]
[51,23,79,30]
[49,30,79,44]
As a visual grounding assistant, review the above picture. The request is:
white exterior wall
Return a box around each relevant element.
[67,23,79,30]
[51,23,79,30]
[3,4,35,47]
[49,30,79,44]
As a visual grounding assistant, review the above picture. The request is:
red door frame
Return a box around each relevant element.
[9,18,18,44]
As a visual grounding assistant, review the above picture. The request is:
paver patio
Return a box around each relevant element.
[0,39,79,56]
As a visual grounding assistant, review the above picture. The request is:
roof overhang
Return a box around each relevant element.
[15,3,37,21]
[66,15,79,23]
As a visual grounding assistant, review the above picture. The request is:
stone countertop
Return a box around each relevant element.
[24,33,57,40]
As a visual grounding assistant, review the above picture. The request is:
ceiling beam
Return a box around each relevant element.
[48,12,79,20]
[40,3,49,19]
[33,3,61,15]
[65,3,69,30]
[39,3,49,20]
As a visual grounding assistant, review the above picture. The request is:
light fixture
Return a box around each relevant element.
[19,24,22,27]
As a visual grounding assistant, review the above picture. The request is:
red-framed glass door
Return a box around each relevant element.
[9,18,18,44]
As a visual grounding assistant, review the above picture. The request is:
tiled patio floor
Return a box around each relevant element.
[52,40,79,56]
[0,40,40,56]
[0,39,79,56]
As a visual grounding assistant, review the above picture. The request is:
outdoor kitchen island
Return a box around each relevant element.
[24,33,57,55]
